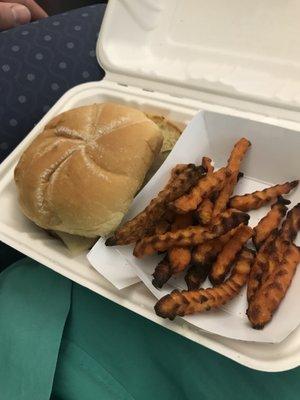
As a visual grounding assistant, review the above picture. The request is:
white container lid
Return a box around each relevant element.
[97,0,300,115]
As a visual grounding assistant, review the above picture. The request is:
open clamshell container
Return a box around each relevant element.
[1,0,300,371]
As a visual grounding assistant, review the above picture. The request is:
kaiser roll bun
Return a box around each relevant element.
[14,103,163,237]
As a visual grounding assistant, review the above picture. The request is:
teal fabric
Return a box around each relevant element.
[1,258,300,400]
[0,259,71,400]
[53,282,300,400]
[52,340,134,400]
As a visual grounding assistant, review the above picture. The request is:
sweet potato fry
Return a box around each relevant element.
[213,138,251,217]
[281,203,300,242]
[196,157,215,224]
[168,247,192,274]
[227,138,251,174]
[133,209,250,258]
[247,244,300,329]
[209,173,240,206]
[202,157,214,174]
[185,263,212,290]
[209,225,253,285]
[153,214,194,288]
[213,170,245,217]
[247,203,298,303]
[152,256,172,289]
[172,167,230,213]
[106,164,204,245]
[253,197,290,249]
[261,236,290,280]
[196,198,214,225]
[192,227,239,266]
[212,175,236,217]
[167,213,193,275]
[155,248,255,320]
[247,231,278,303]
[228,181,298,212]
[209,172,242,205]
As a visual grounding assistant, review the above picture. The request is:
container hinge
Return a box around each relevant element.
[103,74,183,100]
[116,82,154,93]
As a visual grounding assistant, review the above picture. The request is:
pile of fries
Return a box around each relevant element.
[106,138,300,329]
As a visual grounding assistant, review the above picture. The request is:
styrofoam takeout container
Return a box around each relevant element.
[2,0,300,371]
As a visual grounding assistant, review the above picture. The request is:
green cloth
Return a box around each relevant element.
[0,259,71,400]
[1,258,300,400]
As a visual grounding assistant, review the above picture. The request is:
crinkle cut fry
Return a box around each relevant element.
[229,181,298,212]
[133,209,250,258]
[261,236,290,281]
[185,263,212,290]
[197,157,215,225]
[213,138,251,217]
[209,225,253,285]
[247,200,298,303]
[155,248,255,320]
[153,214,194,288]
[211,172,244,206]
[247,244,300,329]
[152,213,194,289]
[248,217,300,310]
[212,175,237,218]
[192,226,240,266]
[106,164,205,245]
[153,249,192,289]
[247,231,278,303]
[226,138,251,174]
[213,168,247,217]
[167,213,193,275]
[172,167,230,213]
[253,197,290,249]
[281,203,300,242]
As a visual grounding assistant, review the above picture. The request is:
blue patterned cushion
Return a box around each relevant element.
[0,4,105,163]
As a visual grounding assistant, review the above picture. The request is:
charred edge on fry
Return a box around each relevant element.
[152,257,172,288]
[290,180,299,189]
[154,290,180,320]
[277,196,291,206]
[210,190,219,202]
[185,263,212,290]
[237,172,244,181]
[105,237,116,246]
